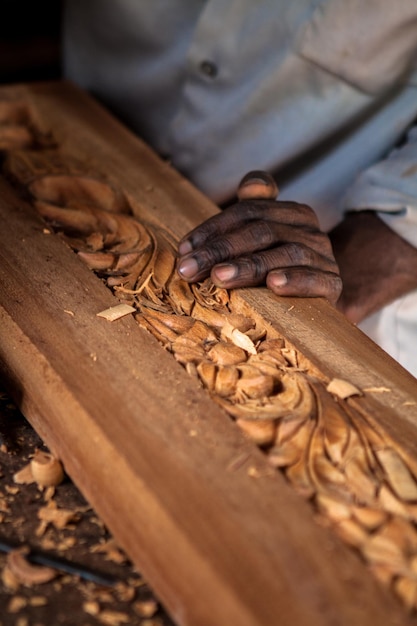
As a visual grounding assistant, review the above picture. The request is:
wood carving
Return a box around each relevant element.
[2,93,417,614]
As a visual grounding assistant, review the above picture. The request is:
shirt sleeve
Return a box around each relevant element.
[343,126,417,248]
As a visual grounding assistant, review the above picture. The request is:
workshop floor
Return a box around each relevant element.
[0,384,176,626]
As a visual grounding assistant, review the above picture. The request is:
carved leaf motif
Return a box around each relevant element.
[4,109,417,614]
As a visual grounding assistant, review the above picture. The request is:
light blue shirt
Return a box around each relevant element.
[64,0,417,235]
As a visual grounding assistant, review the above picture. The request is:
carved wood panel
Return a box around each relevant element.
[1,83,417,623]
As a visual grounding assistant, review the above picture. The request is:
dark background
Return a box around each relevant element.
[0,1,62,84]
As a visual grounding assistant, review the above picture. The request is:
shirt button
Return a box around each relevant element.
[199,60,218,78]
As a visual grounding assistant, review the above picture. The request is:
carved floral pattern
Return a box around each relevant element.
[3,99,417,611]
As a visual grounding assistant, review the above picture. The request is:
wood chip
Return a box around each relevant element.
[5,485,19,495]
[43,486,56,501]
[36,500,80,535]
[83,601,101,616]
[7,595,27,613]
[221,320,257,355]
[0,494,10,513]
[96,304,136,322]
[56,536,77,551]
[134,600,158,618]
[2,565,20,591]
[29,595,48,607]
[30,450,65,487]
[7,547,57,586]
[97,610,130,626]
[13,462,35,485]
[326,378,361,399]
[90,539,127,564]
[115,582,136,602]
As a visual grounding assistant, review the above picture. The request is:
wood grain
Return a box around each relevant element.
[0,81,416,625]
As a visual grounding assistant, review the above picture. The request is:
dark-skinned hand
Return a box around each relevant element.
[177,170,342,305]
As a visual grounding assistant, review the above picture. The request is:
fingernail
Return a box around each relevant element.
[178,257,199,278]
[239,170,271,187]
[237,171,279,201]
[178,240,193,255]
[269,271,287,287]
[213,264,237,282]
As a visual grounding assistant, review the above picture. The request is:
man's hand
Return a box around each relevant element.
[177,170,342,305]
[330,211,417,323]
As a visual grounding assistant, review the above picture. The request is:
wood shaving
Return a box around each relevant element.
[13,462,35,485]
[7,547,57,586]
[90,539,127,564]
[115,582,136,602]
[39,537,57,551]
[134,599,158,618]
[0,494,10,513]
[30,449,64,487]
[92,589,114,603]
[29,596,48,607]
[7,595,27,613]
[97,610,130,626]
[326,378,361,399]
[43,486,56,501]
[36,500,80,535]
[220,320,257,355]
[56,536,77,551]
[83,601,100,616]
[2,564,20,591]
[96,304,136,322]
[5,485,19,495]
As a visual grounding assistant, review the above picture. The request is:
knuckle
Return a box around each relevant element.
[281,242,312,265]
[238,199,277,219]
[202,237,235,264]
[296,202,318,221]
[246,220,276,246]
[278,201,320,227]
[234,254,269,282]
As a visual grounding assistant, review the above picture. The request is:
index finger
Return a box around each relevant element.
[178,170,279,255]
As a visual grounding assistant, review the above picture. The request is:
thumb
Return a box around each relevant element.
[237,170,279,201]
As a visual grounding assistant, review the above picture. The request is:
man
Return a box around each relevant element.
[63,0,417,376]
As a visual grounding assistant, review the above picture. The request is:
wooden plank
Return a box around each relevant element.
[0,81,416,625]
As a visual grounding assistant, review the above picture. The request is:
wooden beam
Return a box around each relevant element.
[0,82,416,625]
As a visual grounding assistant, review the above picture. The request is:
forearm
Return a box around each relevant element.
[329,211,417,324]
